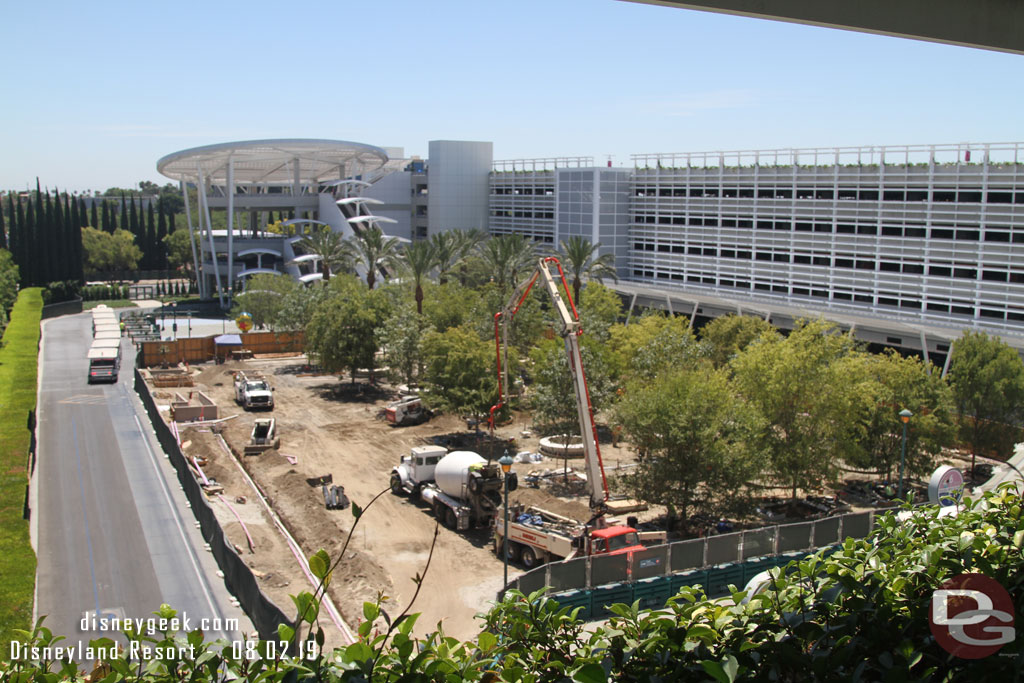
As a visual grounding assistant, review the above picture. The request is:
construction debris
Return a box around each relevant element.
[322,484,350,510]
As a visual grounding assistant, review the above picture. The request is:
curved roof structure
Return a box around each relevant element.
[157,139,389,184]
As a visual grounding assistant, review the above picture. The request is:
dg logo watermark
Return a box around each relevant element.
[929,573,1016,659]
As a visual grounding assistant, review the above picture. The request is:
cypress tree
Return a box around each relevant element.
[10,195,22,277]
[23,200,36,286]
[146,201,157,271]
[157,201,168,269]
[0,194,6,250]
[102,200,112,233]
[52,191,67,282]
[3,194,14,253]
[168,210,176,234]
[90,200,98,229]
[72,200,85,283]
[41,189,55,284]
[66,195,77,281]
[120,193,128,237]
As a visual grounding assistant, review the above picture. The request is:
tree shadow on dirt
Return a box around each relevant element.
[313,381,389,404]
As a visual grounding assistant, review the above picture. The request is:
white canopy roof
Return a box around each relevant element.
[347,215,397,224]
[156,139,389,184]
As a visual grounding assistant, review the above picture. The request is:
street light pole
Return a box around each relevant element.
[499,450,514,590]
[898,409,913,500]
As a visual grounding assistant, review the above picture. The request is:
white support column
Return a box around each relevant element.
[689,301,699,329]
[941,340,955,379]
[292,158,302,222]
[624,293,637,325]
[919,331,931,369]
[181,180,203,299]
[197,165,224,308]
[226,157,235,305]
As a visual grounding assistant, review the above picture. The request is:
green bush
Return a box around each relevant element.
[3,484,1022,680]
[42,281,81,305]
[0,289,42,647]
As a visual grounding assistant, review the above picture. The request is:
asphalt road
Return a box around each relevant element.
[32,311,250,659]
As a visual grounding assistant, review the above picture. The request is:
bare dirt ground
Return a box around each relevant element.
[152,356,638,646]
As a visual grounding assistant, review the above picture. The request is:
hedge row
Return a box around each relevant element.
[0,288,42,647]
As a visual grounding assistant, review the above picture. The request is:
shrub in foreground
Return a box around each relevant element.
[4,485,1022,681]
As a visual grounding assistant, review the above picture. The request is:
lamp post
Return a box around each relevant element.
[898,409,913,500]
[498,450,514,589]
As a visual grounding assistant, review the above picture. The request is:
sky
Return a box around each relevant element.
[2,0,1022,193]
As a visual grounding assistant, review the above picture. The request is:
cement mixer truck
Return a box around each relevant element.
[390,445,517,531]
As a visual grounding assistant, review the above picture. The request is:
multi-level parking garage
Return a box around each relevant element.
[628,143,1024,331]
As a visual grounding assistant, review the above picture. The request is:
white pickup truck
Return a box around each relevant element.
[234,372,274,410]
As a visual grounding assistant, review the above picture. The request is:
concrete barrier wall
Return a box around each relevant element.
[135,369,293,639]
[41,298,83,319]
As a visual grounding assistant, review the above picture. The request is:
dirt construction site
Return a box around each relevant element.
[145,355,642,647]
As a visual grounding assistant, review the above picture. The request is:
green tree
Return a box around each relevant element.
[145,202,157,270]
[846,350,956,480]
[616,366,762,526]
[949,330,1024,474]
[274,281,330,331]
[306,275,390,382]
[575,281,624,342]
[82,227,142,278]
[474,234,537,297]
[420,281,482,333]
[731,318,865,501]
[0,195,7,251]
[295,228,353,281]
[557,235,619,306]
[231,274,298,330]
[398,239,435,315]
[430,230,460,285]
[0,249,20,324]
[349,225,400,290]
[420,324,497,421]
[379,305,434,385]
[156,202,168,269]
[609,312,708,380]
[163,226,198,284]
[529,336,617,437]
[699,314,779,369]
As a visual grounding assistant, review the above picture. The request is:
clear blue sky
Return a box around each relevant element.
[2,0,1021,193]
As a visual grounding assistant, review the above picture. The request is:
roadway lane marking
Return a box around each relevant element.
[59,395,108,405]
[72,417,103,620]
[132,413,228,638]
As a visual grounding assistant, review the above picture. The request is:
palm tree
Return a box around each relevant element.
[294,228,353,281]
[399,239,436,314]
[557,235,619,305]
[349,225,401,289]
[476,234,537,297]
[430,231,459,285]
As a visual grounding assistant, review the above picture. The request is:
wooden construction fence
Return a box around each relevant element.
[139,331,306,367]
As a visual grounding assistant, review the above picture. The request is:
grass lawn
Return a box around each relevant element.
[83,299,137,310]
[0,288,42,646]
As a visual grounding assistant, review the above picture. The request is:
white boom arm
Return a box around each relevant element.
[490,257,610,510]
